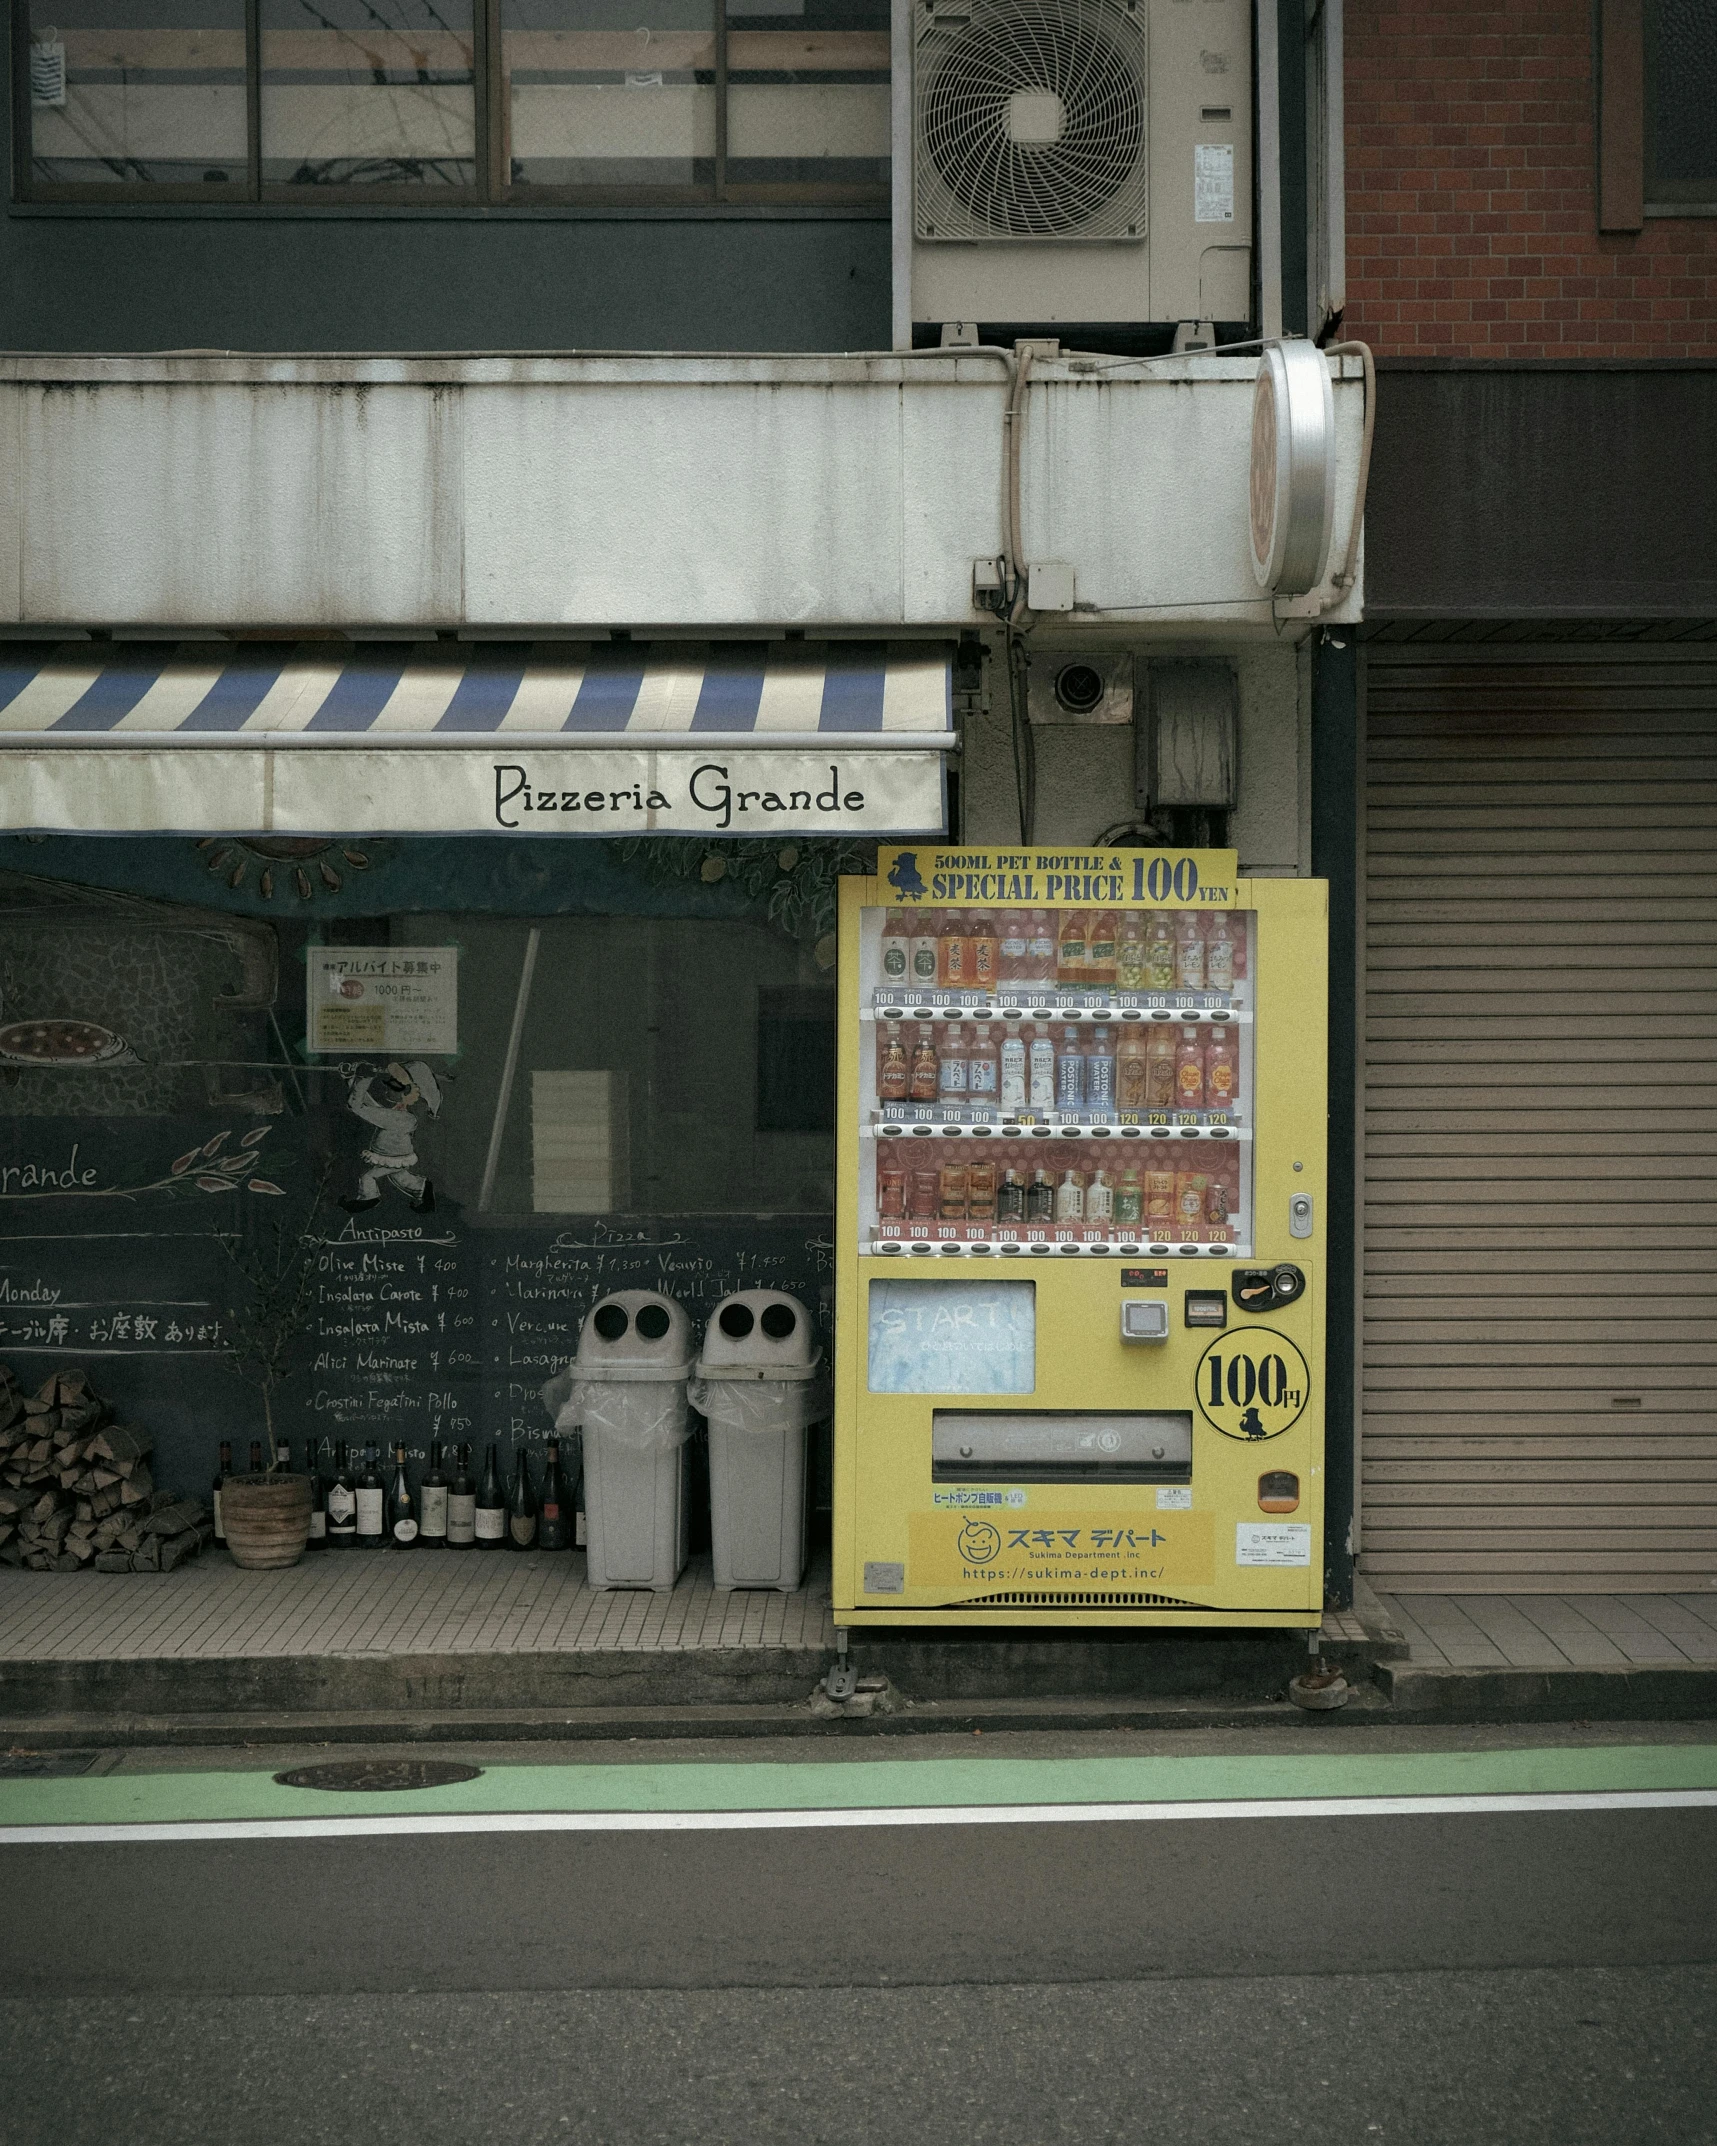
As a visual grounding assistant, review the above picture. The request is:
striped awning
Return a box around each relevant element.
[0,638,952,837]
[0,639,952,741]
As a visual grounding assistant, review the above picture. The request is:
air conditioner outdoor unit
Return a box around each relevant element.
[900,0,1253,340]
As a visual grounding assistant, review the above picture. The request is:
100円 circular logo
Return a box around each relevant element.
[1194,1329,1311,1441]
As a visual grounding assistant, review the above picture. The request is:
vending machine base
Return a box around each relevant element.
[834,853,1328,1634]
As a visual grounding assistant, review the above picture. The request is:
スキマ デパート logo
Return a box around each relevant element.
[957,1517,1002,1565]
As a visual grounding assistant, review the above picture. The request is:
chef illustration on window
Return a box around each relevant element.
[338,1059,442,1215]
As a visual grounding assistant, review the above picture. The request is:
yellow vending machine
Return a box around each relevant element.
[834,846,1327,1630]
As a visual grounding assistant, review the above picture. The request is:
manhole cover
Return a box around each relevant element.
[0,1750,100,1779]
[274,1759,484,1793]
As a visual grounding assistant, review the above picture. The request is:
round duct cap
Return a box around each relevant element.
[1249,341,1336,595]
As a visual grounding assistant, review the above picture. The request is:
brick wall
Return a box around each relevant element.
[1345,1,1717,358]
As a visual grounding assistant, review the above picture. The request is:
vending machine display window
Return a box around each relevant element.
[858,900,1255,1258]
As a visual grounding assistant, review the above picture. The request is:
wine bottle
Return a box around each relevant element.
[326,1440,357,1547]
[419,1441,449,1547]
[274,1439,293,1477]
[446,1441,476,1549]
[305,1437,327,1550]
[387,1442,418,1546]
[248,1440,264,1478]
[474,1441,507,1550]
[507,1447,539,1551]
[537,1439,569,1552]
[355,1444,385,1547]
[212,1440,232,1544]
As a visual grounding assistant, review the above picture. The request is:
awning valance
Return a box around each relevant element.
[0,640,952,836]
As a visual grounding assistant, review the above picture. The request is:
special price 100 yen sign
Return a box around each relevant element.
[875,847,1240,910]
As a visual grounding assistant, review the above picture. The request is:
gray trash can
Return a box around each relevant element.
[550,1290,694,1592]
[690,1290,827,1593]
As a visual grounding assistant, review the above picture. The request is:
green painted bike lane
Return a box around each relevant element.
[5,1742,1717,1830]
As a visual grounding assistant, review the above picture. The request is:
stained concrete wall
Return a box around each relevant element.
[960,640,1308,878]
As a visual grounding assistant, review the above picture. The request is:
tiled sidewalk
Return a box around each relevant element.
[0,1546,839,1662]
[1363,1581,1717,1670]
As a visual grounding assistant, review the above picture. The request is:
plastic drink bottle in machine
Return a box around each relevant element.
[909,1024,939,1102]
[910,910,939,991]
[880,914,909,989]
[1000,1022,1027,1109]
[938,1022,968,1104]
[1176,1026,1206,1109]
[877,1021,908,1101]
[998,909,1029,984]
[1057,911,1089,986]
[1176,913,1206,991]
[1206,1026,1237,1112]
[938,910,969,990]
[1145,913,1177,991]
[967,1023,1000,1105]
[1029,1024,1057,1110]
[1056,1027,1086,1111]
[968,911,999,994]
[1207,912,1237,994]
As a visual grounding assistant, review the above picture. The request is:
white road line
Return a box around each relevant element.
[4,1788,1715,1845]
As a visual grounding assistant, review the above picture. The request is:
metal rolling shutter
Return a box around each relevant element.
[1360,646,1717,1594]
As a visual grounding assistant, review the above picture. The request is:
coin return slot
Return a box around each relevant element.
[1257,1470,1299,1513]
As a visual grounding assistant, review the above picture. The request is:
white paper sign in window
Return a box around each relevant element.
[307,947,458,1055]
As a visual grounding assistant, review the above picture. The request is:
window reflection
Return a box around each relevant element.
[260,0,476,189]
[503,0,718,196]
[28,2,248,187]
[725,0,890,198]
[418,915,835,1217]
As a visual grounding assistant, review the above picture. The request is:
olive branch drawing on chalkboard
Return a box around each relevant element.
[0,1124,288,1202]
[166,1125,286,1200]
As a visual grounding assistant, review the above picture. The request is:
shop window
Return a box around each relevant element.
[1646,0,1717,210]
[755,986,836,1134]
[412,914,835,1217]
[24,2,250,189]
[503,0,717,197]
[260,0,478,192]
[20,0,889,207]
[722,0,891,202]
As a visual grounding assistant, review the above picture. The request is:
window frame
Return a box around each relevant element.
[1642,0,1717,216]
[13,0,891,212]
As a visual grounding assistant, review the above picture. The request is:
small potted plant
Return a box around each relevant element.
[217,1171,326,1569]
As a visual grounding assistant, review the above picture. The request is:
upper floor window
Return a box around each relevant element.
[19,0,890,206]
[1645,0,1717,210]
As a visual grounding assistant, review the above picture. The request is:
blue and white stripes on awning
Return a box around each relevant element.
[0,639,952,742]
[0,640,953,838]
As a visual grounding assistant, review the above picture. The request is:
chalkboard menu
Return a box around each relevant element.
[0,1116,831,1494]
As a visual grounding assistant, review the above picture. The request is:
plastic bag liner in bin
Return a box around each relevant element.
[549,1289,695,1593]
[690,1290,828,1593]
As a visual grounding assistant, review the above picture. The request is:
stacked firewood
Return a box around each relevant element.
[0,1364,211,1573]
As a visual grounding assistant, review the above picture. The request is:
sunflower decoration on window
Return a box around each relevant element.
[613,836,876,970]
[194,837,384,901]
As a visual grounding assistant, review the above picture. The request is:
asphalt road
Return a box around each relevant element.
[2,1727,1714,2145]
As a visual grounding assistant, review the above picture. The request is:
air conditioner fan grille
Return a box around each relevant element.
[916,0,1150,242]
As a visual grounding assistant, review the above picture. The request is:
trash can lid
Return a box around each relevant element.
[694,1290,823,1380]
[574,1289,696,1381]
